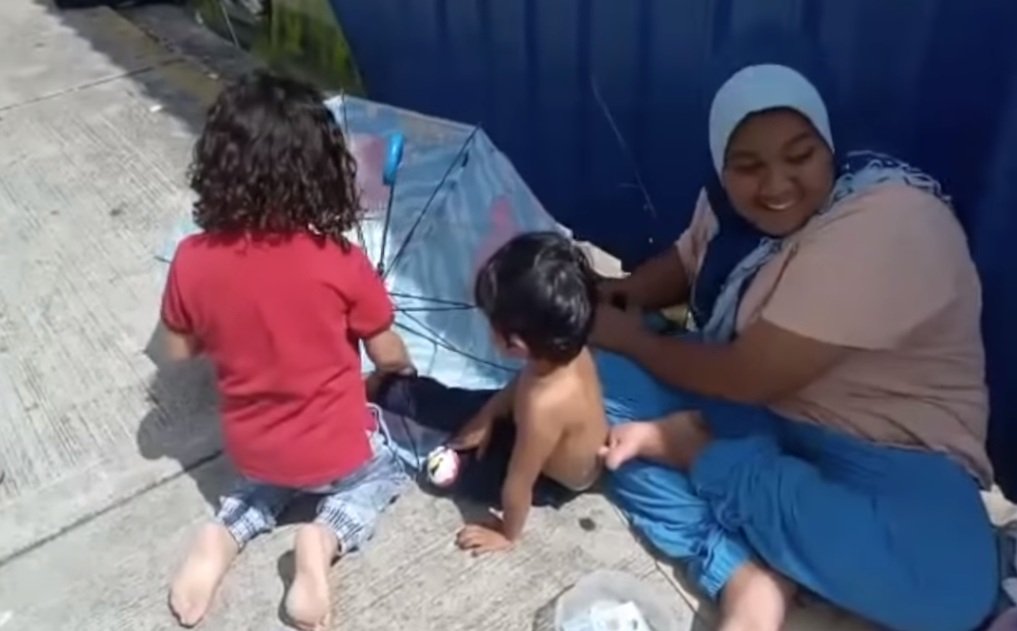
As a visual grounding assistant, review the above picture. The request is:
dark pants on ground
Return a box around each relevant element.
[372,374,575,509]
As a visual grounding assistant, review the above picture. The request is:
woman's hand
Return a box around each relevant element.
[449,411,495,458]
[597,276,635,309]
[596,248,691,312]
[590,303,647,355]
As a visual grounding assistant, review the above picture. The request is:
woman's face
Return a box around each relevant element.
[721,108,835,236]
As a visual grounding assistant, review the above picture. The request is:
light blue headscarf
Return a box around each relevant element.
[698,63,952,343]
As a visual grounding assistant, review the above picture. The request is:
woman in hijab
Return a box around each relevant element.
[591,63,998,630]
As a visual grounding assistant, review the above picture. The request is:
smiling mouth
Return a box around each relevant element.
[761,200,798,211]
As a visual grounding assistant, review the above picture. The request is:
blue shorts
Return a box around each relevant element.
[216,408,410,553]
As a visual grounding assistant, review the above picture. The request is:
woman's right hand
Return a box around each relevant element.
[597,277,636,310]
[450,412,495,458]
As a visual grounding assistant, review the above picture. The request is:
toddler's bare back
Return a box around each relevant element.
[516,349,609,491]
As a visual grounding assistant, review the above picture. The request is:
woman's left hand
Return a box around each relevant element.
[590,304,646,354]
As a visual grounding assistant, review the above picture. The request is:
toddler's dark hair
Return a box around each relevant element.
[189,71,360,247]
[474,232,597,364]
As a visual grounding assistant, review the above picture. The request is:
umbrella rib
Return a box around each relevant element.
[395,312,511,372]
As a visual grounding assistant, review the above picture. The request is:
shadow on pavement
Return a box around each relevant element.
[135,352,224,507]
[34,0,241,134]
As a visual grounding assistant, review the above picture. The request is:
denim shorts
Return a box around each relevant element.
[215,408,411,553]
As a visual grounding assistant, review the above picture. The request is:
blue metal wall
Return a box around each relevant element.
[330,0,1017,496]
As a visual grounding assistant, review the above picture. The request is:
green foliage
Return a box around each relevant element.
[191,0,365,94]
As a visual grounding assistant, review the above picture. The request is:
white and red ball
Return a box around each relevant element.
[425,446,461,488]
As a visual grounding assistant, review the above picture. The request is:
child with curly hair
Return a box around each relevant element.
[161,72,414,630]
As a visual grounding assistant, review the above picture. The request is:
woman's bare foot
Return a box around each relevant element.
[718,562,796,631]
[284,523,339,631]
[169,523,239,628]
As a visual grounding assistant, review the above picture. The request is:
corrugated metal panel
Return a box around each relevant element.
[329,0,1017,495]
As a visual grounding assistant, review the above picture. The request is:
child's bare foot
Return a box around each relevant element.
[600,412,709,471]
[284,523,339,631]
[599,421,667,470]
[169,523,239,628]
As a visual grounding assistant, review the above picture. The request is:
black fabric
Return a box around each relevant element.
[372,374,576,509]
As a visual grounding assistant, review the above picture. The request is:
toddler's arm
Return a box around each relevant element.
[450,375,516,441]
[481,375,517,419]
[500,399,564,542]
[448,376,516,455]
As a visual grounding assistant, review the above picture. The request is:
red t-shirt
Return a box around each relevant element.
[161,232,394,487]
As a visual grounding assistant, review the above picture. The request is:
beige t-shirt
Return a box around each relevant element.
[676,183,992,485]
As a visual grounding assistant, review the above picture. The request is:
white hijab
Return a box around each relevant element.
[708,63,834,175]
[698,63,949,342]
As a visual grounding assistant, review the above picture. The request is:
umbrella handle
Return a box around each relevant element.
[383,133,405,186]
[377,132,405,276]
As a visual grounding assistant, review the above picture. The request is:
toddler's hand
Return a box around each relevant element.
[449,412,494,458]
[456,521,513,556]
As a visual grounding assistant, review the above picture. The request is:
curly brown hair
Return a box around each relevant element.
[189,71,361,247]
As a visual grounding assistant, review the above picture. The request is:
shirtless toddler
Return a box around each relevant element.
[451,231,609,554]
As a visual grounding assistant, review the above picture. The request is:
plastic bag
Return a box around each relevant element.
[554,570,682,631]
